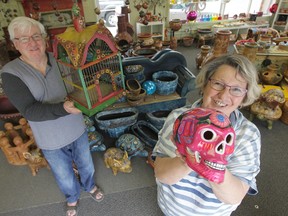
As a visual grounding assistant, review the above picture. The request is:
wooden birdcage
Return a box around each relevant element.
[53,23,125,116]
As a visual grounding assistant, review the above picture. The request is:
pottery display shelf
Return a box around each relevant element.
[233,45,288,71]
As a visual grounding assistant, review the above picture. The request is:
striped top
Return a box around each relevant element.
[152,99,261,216]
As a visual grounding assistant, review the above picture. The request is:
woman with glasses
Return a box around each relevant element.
[1,17,104,216]
[152,54,262,216]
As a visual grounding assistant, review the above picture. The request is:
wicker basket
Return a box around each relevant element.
[280,100,288,125]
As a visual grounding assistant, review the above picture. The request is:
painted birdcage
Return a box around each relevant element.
[53,23,125,116]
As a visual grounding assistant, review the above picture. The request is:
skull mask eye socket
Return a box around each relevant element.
[201,128,217,142]
[225,133,234,146]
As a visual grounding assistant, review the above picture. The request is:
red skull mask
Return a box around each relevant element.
[173,108,235,183]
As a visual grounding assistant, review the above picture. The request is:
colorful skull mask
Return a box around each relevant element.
[173,108,235,183]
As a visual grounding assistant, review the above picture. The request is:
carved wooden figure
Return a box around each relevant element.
[0,136,26,165]
[23,148,50,176]
[11,135,35,164]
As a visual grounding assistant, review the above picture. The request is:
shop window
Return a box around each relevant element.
[169,0,276,21]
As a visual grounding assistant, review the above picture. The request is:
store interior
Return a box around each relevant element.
[0,0,288,215]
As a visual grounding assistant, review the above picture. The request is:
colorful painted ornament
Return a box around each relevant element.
[187,11,197,21]
[142,80,156,95]
[173,107,235,183]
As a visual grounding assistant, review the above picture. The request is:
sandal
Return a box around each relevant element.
[90,186,104,202]
[66,204,78,216]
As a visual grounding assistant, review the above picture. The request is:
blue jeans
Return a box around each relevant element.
[42,131,95,203]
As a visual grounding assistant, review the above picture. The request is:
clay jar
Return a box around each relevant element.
[196,45,211,69]
[169,19,182,32]
[137,33,154,47]
[202,30,231,66]
[242,42,259,63]
[261,64,283,85]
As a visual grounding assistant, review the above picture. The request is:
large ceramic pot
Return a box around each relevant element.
[202,30,231,65]
[95,107,139,138]
[152,71,178,95]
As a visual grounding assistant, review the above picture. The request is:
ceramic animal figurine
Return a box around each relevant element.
[115,133,148,159]
[104,147,132,175]
[83,115,106,152]
[23,148,50,176]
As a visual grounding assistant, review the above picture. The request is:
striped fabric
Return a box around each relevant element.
[153,99,261,216]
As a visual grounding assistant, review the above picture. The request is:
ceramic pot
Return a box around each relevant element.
[137,33,154,47]
[95,107,138,138]
[170,37,178,50]
[152,71,178,95]
[260,64,283,85]
[202,30,231,65]
[242,42,259,63]
[124,65,145,84]
[126,79,141,96]
[196,45,211,69]
[131,120,159,148]
[132,48,158,58]
[169,19,182,31]
[146,110,172,130]
[182,36,194,47]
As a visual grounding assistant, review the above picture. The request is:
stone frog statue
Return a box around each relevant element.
[104,147,132,176]
[23,148,50,176]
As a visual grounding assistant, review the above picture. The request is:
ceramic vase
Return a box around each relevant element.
[196,45,211,69]
[242,42,258,63]
[202,30,231,66]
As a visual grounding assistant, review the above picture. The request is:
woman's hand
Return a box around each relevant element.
[63,100,82,114]
[154,152,192,185]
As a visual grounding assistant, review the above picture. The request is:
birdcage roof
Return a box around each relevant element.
[53,23,117,67]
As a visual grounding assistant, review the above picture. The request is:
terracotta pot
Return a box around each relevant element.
[126,79,142,96]
[261,64,283,85]
[182,36,194,47]
[242,42,259,63]
[169,19,182,32]
[132,48,158,58]
[202,30,231,65]
[196,45,211,69]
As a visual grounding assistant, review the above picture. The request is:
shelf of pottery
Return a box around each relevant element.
[136,21,165,40]
[271,0,288,31]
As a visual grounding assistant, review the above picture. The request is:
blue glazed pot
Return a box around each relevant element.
[124,65,145,84]
[95,107,139,138]
[146,110,172,130]
[152,71,178,95]
[131,120,159,148]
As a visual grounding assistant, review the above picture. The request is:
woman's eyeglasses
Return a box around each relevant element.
[13,33,45,44]
[208,78,247,97]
